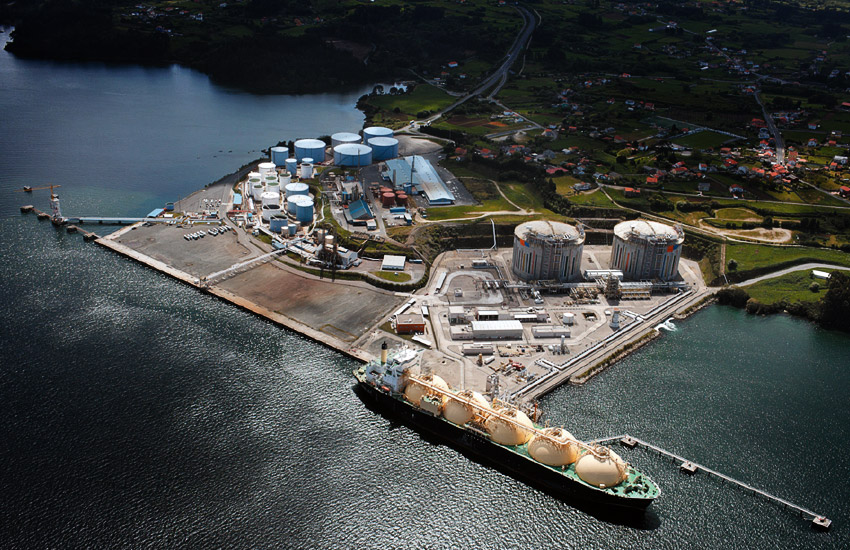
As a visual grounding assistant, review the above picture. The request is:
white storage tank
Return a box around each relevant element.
[258,162,276,176]
[266,181,281,196]
[295,197,315,224]
[368,136,399,161]
[285,182,309,199]
[251,182,264,201]
[270,146,288,165]
[563,312,575,326]
[294,139,326,162]
[300,162,314,179]
[285,158,298,176]
[332,132,362,147]
[279,173,291,186]
[260,191,280,207]
[261,204,281,221]
[333,143,373,167]
[363,126,393,143]
[512,220,585,282]
[610,219,684,281]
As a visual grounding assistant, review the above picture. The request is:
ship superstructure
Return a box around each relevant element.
[355,344,660,510]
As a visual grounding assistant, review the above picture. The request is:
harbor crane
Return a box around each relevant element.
[16,184,61,193]
[17,184,64,221]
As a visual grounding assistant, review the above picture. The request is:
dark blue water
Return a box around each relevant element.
[1,30,849,548]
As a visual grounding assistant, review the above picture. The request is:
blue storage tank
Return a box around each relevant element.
[286,196,301,215]
[363,126,393,143]
[269,216,287,233]
[294,139,326,162]
[285,182,310,200]
[270,146,288,165]
[334,143,372,167]
[367,136,399,161]
[403,182,413,195]
[296,197,315,224]
[285,158,298,176]
[332,132,362,147]
[288,223,298,236]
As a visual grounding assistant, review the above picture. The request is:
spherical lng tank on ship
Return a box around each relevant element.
[610,219,684,281]
[367,136,399,161]
[362,126,393,143]
[443,390,491,425]
[295,196,315,224]
[333,143,372,167]
[528,427,578,467]
[294,139,326,162]
[270,146,288,165]
[575,447,628,488]
[403,374,450,407]
[285,182,309,200]
[485,408,534,446]
[511,220,585,282]
[331,132,362,147]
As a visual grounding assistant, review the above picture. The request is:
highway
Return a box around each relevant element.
[405,6,537,132]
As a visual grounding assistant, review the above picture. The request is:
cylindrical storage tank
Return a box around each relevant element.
[260,191,280,207]
[381,192,396,208]
[258,162,276,176]
[324,235,334,248]
[443,390,491,426]
[403,374,450,407]
[512,220,585,283]
[287,223,298,236]
[396,193,408,207]
[269,216,287,233]
[300,163,314,180]
[266,182,281,197]
[264,173,278,184]
[294,139,326,162]
[295,197,315,224]
[285,158,298,176]
[165,202,175,211]
[286,196,302,215]
[368,136,399,161]
[285,182,309,199]
[251,183,264,201]
[610,219,684,281]
[331,132,362,147]
[380,186,393,195]
[363,126,394,143]
[279,173,291,187]
[563,312,575,326]
[528,427,578,467]
[270,146,288,165]
[333,143,372,167]
[575,447,628,488]
[261,204,281,222]
[485,409,534,446]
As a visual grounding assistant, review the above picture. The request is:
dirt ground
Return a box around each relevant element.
[216,263,405,342]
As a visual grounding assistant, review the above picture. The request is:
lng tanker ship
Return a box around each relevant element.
[354,345,660,511]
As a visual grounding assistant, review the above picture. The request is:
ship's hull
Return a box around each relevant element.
[355,379,655,513]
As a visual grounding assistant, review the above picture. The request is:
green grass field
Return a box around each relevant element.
[726,243,850,273]
[366,85,455,118]
[372,271,412,283]
[745,269,839,305]
[713,208,763,222]
[673,131,735,150]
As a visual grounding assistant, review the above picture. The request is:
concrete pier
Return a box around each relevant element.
[592,434,832,530]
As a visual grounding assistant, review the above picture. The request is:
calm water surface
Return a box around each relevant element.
[1,29,848,548]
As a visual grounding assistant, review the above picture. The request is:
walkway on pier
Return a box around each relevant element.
[65,217,172,225]
[591,434,831,528]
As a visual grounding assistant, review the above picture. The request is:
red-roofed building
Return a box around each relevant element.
[840,186,850,197]
[624,187,641,197]
[646,176,658,184]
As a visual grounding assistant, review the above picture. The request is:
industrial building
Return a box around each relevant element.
[394,314,426,334]
[610,220,684,281]
[383,156,455,205]
[511,220,585,282]
[344,198,374,226]
[471,320,524,340]
[382,255,406,271]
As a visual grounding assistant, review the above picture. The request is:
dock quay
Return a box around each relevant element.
[591,434,832,530]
